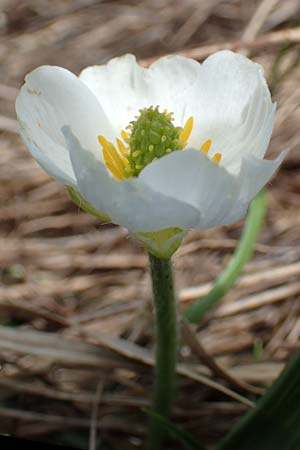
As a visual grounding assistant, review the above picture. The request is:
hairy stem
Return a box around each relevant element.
[146,253,178,450]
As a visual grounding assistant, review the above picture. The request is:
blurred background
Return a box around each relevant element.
[0,1,300,449]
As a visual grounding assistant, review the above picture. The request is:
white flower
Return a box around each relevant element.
[16,51,287,257]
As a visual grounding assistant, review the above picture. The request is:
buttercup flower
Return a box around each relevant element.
[16,51,287,257]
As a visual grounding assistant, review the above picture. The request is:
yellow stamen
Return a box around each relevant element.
[103,139,125,173]
[116,138,129,156]
[122,156,129,167]
[99,109,224,181]
[121,130,129,140]
[102,147,124,180]
[98,135,126,180]
[200,139,212,154]
[212,152,222,164]
[179,116,194,144]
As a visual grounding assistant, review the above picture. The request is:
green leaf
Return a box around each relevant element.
[217,352,300,450]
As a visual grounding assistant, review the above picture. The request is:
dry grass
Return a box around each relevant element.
[0,0,300,449]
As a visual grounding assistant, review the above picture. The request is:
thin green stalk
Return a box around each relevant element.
[185,190,266,323]
[146,253,178,450]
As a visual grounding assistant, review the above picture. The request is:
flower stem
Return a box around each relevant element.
[185,189,266,323]
[146,253,178,450]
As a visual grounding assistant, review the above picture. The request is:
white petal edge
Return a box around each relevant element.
[63,126,201,233]
[16,66,113,186]
[238,149,288,202]
[220,149,289,226]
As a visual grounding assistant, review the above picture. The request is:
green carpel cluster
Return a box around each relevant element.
[126,106,183,176]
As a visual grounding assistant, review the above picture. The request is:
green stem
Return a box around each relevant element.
[185,190,266,323]
[146,253,178,450]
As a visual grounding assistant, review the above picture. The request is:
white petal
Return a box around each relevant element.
[221,149,288,225]
[238,150,288,202]
[185,51,274,167]
[16,66,112,186]
[146,55,201,125]
[79,54,200,132]
[63,127,200,232]
[79,55,149,134]
[140,149,238,229]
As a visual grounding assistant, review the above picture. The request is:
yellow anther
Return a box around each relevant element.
[200,139,212,154]
[107,144,125,173]
[212,152,222,164]
[98,135,126,180]
[121,130,129,140]
[179,116,194,145]
[122,156,129,167]
[102,147,124,180]
[98,135,108,148]
[116,138,129,156]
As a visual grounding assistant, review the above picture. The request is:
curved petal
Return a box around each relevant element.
[238,150,288,202]
[139,148,239,229]
[79,54,200,132]
[79,55,148,135]
[16,66,113,186]
[63,127,200,232]
[221,149,288,225]
[146,55,201,125]
[185,51,275,167]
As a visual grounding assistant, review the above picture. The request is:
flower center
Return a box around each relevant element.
[126,106,186,176]
[98,106,222,181]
